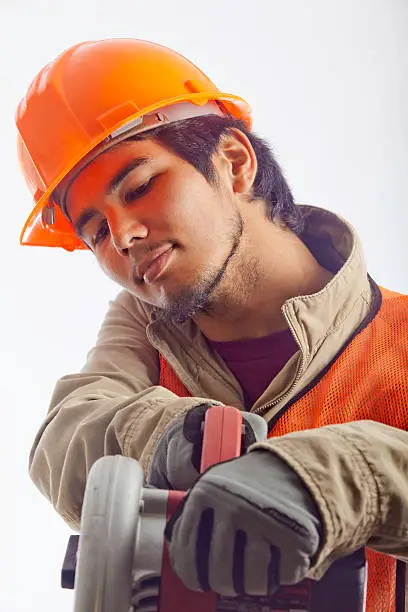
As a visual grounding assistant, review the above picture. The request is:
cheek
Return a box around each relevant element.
[184,199,233,245]
[160,184,224,242]
[154,171,216,227]
[96,247,130,286]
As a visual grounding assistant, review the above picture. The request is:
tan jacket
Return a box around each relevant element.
[29,205,408,582]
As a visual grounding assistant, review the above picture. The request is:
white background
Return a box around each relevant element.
[0,1,407,610]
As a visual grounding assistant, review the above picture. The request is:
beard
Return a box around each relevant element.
[153,213,244,326]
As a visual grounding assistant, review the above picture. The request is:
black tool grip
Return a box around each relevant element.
[61,535,79,589]
[310,548,366,611]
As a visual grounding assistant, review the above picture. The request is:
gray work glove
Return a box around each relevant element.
[147,403,268,491]
[164,450,323,597]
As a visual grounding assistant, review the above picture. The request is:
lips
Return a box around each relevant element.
[135,246,174,284]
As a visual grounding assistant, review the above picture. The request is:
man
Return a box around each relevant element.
[17,38,408,611]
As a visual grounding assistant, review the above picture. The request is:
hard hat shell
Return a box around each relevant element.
[16,38,252,251]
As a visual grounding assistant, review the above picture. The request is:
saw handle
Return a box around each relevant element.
[200,405,243,472]
[159,405,244,612]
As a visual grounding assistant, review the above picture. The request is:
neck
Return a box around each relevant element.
[195,220,333,342]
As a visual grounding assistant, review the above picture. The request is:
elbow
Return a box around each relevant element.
[28,437,82,532]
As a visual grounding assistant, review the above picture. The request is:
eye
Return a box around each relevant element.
[92,219,110,248]
[125,177,155,203]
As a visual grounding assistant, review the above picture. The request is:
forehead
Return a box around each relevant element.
[62,137,174,215]
[70,137,172,188]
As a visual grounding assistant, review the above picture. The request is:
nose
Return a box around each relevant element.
[109,210,149,256]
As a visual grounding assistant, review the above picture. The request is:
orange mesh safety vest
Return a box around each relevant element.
[159,283,408,612]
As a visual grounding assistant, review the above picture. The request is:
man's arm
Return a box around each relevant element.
[250,420,408,574]
[163,418,408,595]
[29,290,215,531]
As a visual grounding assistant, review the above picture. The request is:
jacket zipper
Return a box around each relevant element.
[253,307,305,418]
[254,359,303,418]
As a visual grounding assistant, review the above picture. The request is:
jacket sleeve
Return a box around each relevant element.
[28,290,215,531]
[248,420,408,576]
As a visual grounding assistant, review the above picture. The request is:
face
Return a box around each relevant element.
[64,136,252,323]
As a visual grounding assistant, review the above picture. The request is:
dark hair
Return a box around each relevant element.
[132,114,304,234]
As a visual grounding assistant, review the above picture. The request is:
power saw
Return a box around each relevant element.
[61,405,367,611]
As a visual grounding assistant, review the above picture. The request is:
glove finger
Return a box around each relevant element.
[166,483,225,591]
[206,515,239,597]
[169,482,237,596]
[183,403,218,472]
[195,507,213,591]
[241,413,268,450]
[243,536,279,595]
[165,498,204,591]
[167,435,200,490]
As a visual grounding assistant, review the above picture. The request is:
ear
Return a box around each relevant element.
[217,128,258,195]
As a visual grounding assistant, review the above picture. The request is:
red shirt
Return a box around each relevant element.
[207,329,298,409]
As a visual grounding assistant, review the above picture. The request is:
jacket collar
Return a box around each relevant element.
[144,205,374,410]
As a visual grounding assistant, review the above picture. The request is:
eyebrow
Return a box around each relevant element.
[106,157,151,195]
[74,157,152,240]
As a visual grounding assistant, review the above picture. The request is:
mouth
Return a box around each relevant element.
[135,246,174,285]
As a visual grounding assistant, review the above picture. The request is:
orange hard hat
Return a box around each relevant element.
[16,38,252,251]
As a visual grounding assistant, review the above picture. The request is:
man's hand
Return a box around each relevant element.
[147,404,268,490]
[164,450,323,597]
